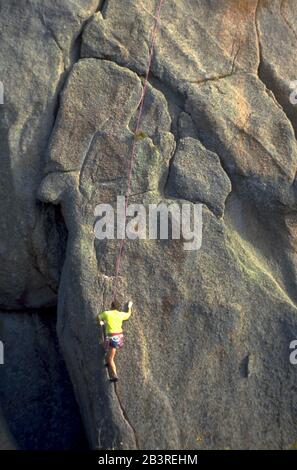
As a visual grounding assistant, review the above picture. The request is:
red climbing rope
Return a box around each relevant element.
[112,0,165,300]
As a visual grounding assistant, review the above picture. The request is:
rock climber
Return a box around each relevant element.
[98,299,133,382]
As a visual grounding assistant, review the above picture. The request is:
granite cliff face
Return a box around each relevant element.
[1,0,297,449]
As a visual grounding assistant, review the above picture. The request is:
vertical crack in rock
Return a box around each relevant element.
[146,75,181,192]
[255,0,261,71]
[239,354,250,378]
[37,11,65,65]
[255,0,297,138]
[254,0,279,110]
[113,384,139,449]
[179,104,234,196]
[99,0,109,18]
[78,132,98,197]
[70,1,105,65]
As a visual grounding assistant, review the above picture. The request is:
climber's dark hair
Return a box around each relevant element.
[111,299,121,311]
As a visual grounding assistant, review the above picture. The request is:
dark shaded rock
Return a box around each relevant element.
[0,410,16,450]
[177,112,199,139]
[0,310,87,450]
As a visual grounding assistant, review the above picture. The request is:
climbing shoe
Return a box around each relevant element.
[110,376,118,383]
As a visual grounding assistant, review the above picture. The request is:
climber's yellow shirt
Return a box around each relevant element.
[98,309,131,334]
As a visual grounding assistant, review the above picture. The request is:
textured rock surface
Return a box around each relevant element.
[185,73,297,208]
[1,0,297,450]
[0,310,87,449]
[166,137,231,216]
[0,0,100,309]
[82,0,259,88]
[257,0,297,136]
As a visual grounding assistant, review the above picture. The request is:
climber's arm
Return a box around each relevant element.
[97,311,106,326]
[122,301,133,320]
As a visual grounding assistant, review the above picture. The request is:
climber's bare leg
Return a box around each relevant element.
[106,347,117,379]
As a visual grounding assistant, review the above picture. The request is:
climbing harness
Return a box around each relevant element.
[112,0,165,300]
